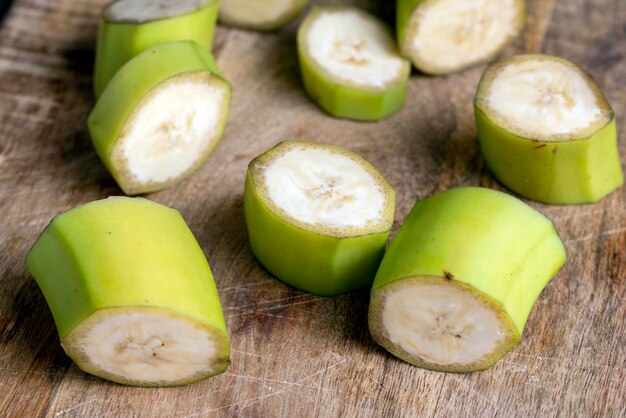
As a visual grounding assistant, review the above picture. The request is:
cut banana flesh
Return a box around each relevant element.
[94,0,220,97]
[106,0,207,22]
[219,0,308,31]
[263,146,388,232]
[378,279,516,368]
[397,0,525,74]
[298,6,410,120]
[25,197,230,387]
[89,41,231,195]
[245,141,395,296]
[64,308,224,386]
[475,54,624,204]
[369,187,566,372]
[114,73,229,187]
[482,56,609,139]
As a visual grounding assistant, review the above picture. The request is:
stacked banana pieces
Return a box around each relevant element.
[25,0,623,387]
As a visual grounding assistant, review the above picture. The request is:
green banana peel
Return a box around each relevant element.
[369,187,567,372]
[244,141,396,296]
[219,0,309,31]
[475,54,624,204]
[88,41,231,196]
[297,6,410,121]
[94,0,220,97]
[25,197,230,387]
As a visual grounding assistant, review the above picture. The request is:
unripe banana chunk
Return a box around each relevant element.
[396,0,526,74]
[369,187,567,372]
[25,197,230,387]
[244,141,396,296]
[297,6,410,121]
[88,41,231,195]
[94,0,220,97]
[475,54,624,204]
[219,0,309,31]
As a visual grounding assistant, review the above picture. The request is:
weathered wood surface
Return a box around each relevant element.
[0,0,624,416]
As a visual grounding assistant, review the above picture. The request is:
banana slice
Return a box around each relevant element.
[88,41,231,195]
[297,6,410,121]
[219,0,308,31]
[397,0,526,74]
[25,197,230,386]
[475,54,624,203]
[369,187,566,372]
[94,0,220,97]
[244,141,395,296]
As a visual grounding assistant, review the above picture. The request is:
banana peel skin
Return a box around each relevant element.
[297,6,410,121]
[244,141,396,297]
[25,197,230,386]
[93,0,220,97]
[369,187,567,372]
[88,41,231,196]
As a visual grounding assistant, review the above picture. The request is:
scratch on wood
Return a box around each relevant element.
[565,226,626,244]
[185,359,347,417]
[222,372,319,391]
[233,359,348,414]
[54,398,98,416]
[223,295,322,312]
[219,281,271,292]
[452,377,499,411]
[552,207,622,222]
[231,349,277,362]
[509,352,626,371]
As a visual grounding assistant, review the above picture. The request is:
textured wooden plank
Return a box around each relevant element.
[0,0,624,417]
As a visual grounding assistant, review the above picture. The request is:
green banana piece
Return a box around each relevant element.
[244,141,396,296]
[475,54,624,204]
[88,41,231,196]
[369,187,566,372]
[26,197,230,387]
[94,0,220,97]
[297,6,410,121]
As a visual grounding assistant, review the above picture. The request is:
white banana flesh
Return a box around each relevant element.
[262,145,388,233]
[113,73,229,188]
[306,8,407,89]
[62,308,222,386]
[220,0,302,28]
[381,280,508,366]
[406,0,523,74]
[106,0,207,22]
[484,58,608,139]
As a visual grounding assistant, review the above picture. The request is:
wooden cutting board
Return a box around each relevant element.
[0,0,624,416]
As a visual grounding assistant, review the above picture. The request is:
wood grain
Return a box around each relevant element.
[0,0,624,417]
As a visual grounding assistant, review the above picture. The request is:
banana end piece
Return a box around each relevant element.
[89,42,231,196]
[368,187,566,372]
[25,197,230,386]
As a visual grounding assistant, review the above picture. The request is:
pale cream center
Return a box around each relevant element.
[306,10,405,88]
[264,146,387,229]
[382,282,505,365]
